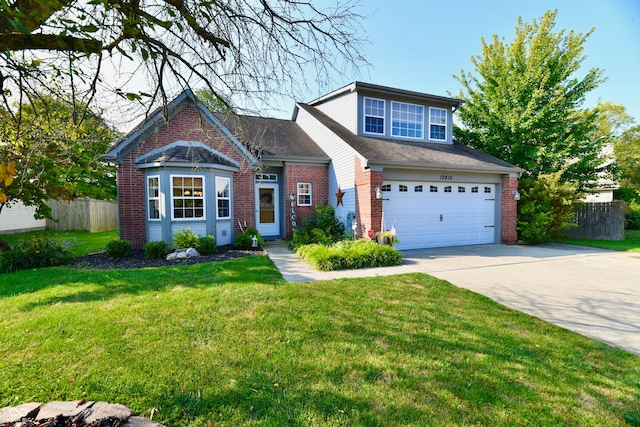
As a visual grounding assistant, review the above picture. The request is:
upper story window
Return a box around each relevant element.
[297,182,312,206]
[364,97,385,135]
[429,107,447,141]
[391,102,424,139]
[172,175,205,220]
[147,176,160,221]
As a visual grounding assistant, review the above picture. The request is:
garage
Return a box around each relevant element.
[381,181,496,250]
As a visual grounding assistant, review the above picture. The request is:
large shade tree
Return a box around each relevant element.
[0,95,117,220]
[616,125,640,189]
[0,0,368,224]
[0,0,368,117]
[453,10,612,187]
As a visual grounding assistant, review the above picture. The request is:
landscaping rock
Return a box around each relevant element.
[0,402,41,424]
[0,401,164,427]
[82,402,132,424]
[35,400,94,420]
[165,247,200,260]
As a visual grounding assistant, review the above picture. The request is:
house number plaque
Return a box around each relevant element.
[440,175,453,181]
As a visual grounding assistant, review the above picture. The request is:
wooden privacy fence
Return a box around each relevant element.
[564,201,626,241]
[46,199,118,232]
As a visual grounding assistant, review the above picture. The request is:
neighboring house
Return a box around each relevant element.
[105,82,522,250]
[0,201,47,234]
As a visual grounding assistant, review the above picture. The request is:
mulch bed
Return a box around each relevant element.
[68,245,264,270]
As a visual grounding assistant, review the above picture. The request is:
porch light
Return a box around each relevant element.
[375,187,382,199]
[512,190,521,201]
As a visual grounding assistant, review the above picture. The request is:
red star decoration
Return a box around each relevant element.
[336,186,345,206]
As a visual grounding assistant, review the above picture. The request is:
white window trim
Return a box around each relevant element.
[363,96,386,135]
[297,182,312,206]
[391,101,424,140]
[147,175,161,221]
[170,174,206,221]
[429,107,448,141]
[216,176,231,220]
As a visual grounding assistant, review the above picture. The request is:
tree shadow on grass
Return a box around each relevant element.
[7,256,283,311]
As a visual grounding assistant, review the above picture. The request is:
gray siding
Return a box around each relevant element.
[314,91,358,134]
[295,106,363,223]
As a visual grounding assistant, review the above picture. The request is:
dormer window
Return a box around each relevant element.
[429,107,447,141]
[364,97,385,134]
[391,102,424,139]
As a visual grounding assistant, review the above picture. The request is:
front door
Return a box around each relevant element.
[255,183,280,236]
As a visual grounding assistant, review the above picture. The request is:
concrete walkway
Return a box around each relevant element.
[263,241,640,356]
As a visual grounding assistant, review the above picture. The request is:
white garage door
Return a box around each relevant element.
[381,182,496,250]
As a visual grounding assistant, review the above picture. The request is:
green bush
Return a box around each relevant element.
[105,239,131,259]
[196,235,216,255]
[625,200,640,230]
[615,187,640,230]
[234,227,264,249]
[172,228,200,249]
[0,234,77,273]
[614,187,640,204]
[290,204,345,248]
[144,240,169,259]
[517,172,584,243]
[296,239,402,271]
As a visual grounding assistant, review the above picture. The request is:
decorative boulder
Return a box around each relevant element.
[166,248,200,261]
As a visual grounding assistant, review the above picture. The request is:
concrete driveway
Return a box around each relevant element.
[403,244,640,356]
[265,242,640,355]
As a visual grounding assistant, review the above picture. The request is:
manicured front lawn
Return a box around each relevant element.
[566,229,640,252]
[0,229,119,256]
[1,258,639,426]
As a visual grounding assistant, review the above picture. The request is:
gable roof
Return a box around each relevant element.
[103,90,258,165]
[104,89,329,166]
[136,141,239,171]
[295,103,522,174]
[308,81,464,109]
[213,113,330,163]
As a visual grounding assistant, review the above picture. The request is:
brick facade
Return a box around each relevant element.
[354,157,384,240]
[501,176,519,244]
[118,106,254,248]
[283,164,329,237]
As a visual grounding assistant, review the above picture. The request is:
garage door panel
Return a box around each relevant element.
[382,181,497,250]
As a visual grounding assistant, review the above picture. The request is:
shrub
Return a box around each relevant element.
[234,227,264,249]
[172,228,200,249]
[290,204,345,248]
[105,239,131,259]
[0,234,77,273]
[615,187,640,230]
[296,239,402,271]
[517,172,584,243]
[614,187,640,204]
[625,200,640,230]
[144,240,168,259]
[196,235,216,255]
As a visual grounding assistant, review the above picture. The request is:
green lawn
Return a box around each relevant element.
[566,229,640,252]
[1,257,639,426]
[0,229,119,256]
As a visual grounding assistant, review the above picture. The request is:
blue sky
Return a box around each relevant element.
[290,0,640,123]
